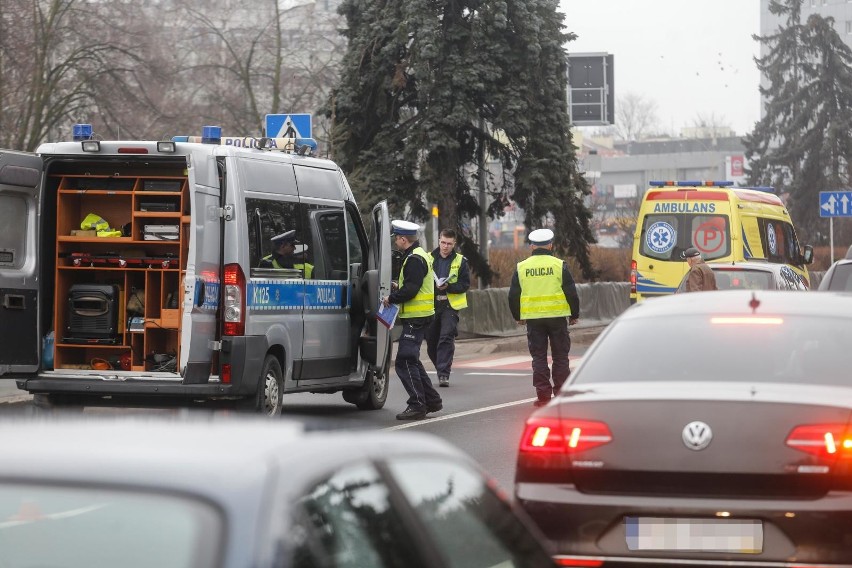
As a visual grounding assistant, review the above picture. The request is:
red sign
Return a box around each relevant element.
[693,218,726,254]
[730,155,744,177]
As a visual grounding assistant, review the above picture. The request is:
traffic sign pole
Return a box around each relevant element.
[831,217,835,265]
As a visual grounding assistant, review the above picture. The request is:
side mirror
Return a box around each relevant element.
[802,245,814,265]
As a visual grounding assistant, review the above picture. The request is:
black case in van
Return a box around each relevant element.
[64,284,120,344]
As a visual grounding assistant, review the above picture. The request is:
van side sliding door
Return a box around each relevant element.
[0,151,44,377]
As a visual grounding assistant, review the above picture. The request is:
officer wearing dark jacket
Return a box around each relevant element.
[382,220,443,420]
[259,230,314,277]
[508,229,580,407]
[427,229,470,387]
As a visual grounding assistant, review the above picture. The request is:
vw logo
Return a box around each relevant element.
[682,421,713,451]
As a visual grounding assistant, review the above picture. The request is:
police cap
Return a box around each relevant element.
[682,247,701,259]
[271,230,299,244]
[528,228,554,246]
[390,220,420,236]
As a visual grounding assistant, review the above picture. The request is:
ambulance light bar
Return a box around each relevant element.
[649,181,734,187]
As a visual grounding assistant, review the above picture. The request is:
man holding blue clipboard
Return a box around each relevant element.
[382,220,443,420]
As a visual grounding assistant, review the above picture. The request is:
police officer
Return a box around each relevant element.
[259,230,314,278]
[427,229,470,387]
[382,220,443,420]
[508,228,580,407]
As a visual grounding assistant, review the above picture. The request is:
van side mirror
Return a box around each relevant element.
[802,245,814,265]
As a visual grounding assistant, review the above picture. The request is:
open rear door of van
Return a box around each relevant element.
[371,201,391,375]
[0,151,44,377]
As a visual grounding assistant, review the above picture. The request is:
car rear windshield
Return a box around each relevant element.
[0,483,222,568]
[574,315,851,386]
[714,270,772,290]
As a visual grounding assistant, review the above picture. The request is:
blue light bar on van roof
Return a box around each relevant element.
[72,124,93,141]
[649,181,735,187]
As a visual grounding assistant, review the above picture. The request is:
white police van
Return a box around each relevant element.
[0,126,392,415]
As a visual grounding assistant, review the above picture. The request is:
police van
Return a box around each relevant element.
[0,126,392,415]
[630,181,813,303]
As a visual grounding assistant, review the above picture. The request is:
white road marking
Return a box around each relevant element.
[384,398,538,431]
[455,355,532,368]
[464,372,528,376]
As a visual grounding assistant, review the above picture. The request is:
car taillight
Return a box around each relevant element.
[520,417,613,454]
[223,263,245,336]
[630,260,637,294]
[786,424,852,459]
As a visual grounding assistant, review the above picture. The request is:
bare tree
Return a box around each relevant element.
[688,111,732,138]
[0,0,156,150]
[614,92,659,142]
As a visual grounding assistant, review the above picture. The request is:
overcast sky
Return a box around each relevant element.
[558,0,762,136]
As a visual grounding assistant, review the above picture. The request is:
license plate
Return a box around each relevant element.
[625,517,763,553]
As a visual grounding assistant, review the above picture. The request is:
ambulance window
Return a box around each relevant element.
[687,215,730,261]
[760,220,800,265]
[246,197,308,278]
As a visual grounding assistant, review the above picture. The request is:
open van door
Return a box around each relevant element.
[0,151,44,377]
[370,201,392,375]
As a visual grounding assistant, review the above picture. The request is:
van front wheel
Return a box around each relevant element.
[240,355,283,417]
[343,351,390,410]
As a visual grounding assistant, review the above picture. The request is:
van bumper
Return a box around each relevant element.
[16,377,236,398]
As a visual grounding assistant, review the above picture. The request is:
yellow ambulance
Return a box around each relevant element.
[630,181,813,303]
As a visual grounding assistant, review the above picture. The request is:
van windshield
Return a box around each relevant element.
[640,214,731,261]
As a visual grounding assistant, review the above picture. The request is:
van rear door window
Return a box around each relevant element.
[641,214,730,261]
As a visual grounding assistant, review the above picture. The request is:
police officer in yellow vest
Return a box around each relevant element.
[382,220,443,420]
[508,228,580,407]
[426,229,470,387]
[259,230,314,278]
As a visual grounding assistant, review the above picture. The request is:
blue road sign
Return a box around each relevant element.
[819,190,852,217]
[265,114,312,138]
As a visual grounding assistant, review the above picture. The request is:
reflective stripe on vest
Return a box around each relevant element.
[399,247,435,318]
[263,256,314,278]
[445,254,468,310]
[517,254,571,319]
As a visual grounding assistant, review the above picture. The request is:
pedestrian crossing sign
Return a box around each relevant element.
[265,114,312,139]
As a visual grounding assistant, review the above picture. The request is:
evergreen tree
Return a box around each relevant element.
[745,0,852,242]
[326,0,595,281]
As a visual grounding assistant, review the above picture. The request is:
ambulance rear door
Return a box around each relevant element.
[0,151,44,376]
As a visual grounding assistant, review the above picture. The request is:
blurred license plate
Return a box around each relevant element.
[625,517,763,553]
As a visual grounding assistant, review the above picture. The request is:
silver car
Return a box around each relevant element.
[0,417,556,568]
[676,261,809,292]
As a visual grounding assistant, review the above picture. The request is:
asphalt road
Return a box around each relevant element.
[0,328,602,496]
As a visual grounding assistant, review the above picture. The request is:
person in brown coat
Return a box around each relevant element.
[682,247,718,292]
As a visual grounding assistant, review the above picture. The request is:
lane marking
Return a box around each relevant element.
[465,372,528,376]
[384,398,537,431]
[455,355,532,368]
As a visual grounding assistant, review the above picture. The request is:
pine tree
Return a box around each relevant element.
[745,0,852,241]
[326,0,595,281]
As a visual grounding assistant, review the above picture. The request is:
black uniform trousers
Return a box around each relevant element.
[395,318,442,411]
[426,303,459,378]
[526,316,571,401]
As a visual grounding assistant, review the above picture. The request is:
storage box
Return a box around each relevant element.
[143,224,179,241]
[70,230,97,237]
[160,309,179,329]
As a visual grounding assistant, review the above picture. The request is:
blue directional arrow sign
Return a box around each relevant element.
[820,190,852,217]
[265,114,312,138]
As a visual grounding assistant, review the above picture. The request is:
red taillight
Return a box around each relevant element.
[520,417,612,454]
[630,260,637,293]
[221,363,232,384]
[786,424,852,459]
[223,263,246,336]
[554,558,604,568]
[117,147,149,154]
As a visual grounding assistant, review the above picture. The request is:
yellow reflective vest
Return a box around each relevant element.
[517,254,571,319]
[399,247,435,318]
[444,253,468,311]
[262,255,314,278]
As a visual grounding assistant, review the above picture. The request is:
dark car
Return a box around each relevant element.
[0,417,556,568]
[817,246,852,291]
[515,291,852,567]
[676,261,809,292]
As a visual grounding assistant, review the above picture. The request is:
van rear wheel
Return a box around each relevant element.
[239,355,283,417]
